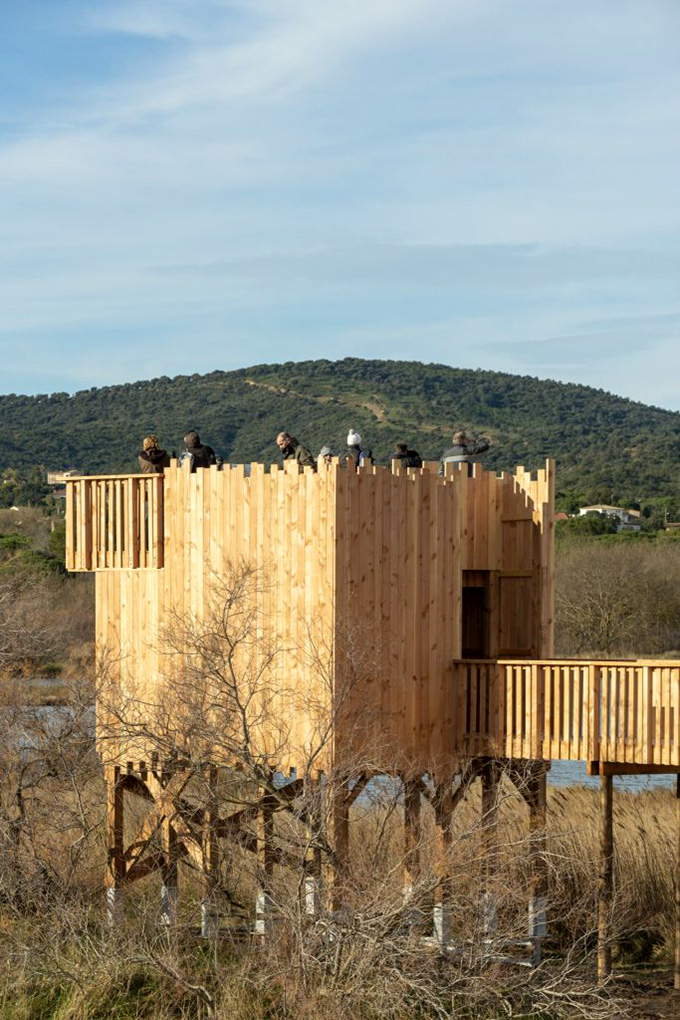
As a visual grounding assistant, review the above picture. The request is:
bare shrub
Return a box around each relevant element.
[0,571,95,678]
[90,566,636,1017]
[0,573,63,676]
[0,507,53,549]
[555,541,680,656]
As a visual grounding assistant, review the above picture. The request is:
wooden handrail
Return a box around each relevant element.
[63,472,154,482]
[453,659,680,769]
[65,475,164,571]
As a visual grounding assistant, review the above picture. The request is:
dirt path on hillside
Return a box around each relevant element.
[245,378,388,423]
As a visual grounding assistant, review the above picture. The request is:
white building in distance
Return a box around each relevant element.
[578,505,642,532]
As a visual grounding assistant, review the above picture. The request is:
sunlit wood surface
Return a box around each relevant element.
[64,459,679,775]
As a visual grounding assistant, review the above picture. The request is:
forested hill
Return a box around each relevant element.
[1,359,678,506]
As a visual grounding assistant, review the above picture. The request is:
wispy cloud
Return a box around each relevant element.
[0,0,678,408]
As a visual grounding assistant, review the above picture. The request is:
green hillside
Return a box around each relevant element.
[1,359,678,508]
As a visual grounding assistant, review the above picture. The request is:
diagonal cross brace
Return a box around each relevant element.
[122,771,193,875]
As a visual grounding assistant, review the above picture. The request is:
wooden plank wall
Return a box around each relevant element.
[330,458,552,775]
[447,460,554,659]
[96,461,337,773]
[79,458,555,777]
[332,462,463,776]
[498,463,554,658]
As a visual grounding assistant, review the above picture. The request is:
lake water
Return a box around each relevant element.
[17,685,679,793]
[549,759,675,791]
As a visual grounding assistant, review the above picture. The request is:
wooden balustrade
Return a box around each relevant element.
[454,659,680,769]
[65,475,164,571]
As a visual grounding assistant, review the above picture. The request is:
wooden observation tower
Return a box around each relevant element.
[65,459,680,980]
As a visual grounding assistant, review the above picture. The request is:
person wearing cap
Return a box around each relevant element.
[181,430,218,471]
[276,431,316,471]
[138,435,171,474]
[345,429,372,468]
[439,429,490,477]
[393,442,422,469]
[317,445,334,469]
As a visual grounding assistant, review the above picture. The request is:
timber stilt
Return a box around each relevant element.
[598,774,614,982]
[480,760,500,936]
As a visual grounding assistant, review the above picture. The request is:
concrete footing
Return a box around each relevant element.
[433,902,452,946]
[160,883,178,926]
[255,891,274,935]
[304,875,321,916]
[106,886,124,924]
[481,891,498,935]
[201,901,220,938]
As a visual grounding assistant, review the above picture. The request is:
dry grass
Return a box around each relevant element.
[0,754,675,1019]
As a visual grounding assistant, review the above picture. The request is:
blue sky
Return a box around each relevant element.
[1,0,679,408]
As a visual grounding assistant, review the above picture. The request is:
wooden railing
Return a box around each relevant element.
[454,660,680,768]
[65,475,164,571]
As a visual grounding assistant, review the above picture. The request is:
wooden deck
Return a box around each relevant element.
[455,659,679,772]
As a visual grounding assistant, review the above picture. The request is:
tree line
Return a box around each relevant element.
[0,359,678,507]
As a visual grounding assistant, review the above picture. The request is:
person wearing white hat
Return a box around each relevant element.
[345,429,372,468]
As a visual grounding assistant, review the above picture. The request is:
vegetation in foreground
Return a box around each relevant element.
[0,665,676,1020]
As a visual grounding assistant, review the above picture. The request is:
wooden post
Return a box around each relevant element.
[105,765,125,922]
[433,785,452,947]
[404,779,422,924]
[255,779,276,935]
[303,775,322,917]
[330,786,350,914]
[675,774,680,991]
[404,779,421,893]
[598,773,614,982]
[528,762,548,965]
[201,765,220,938]
[480,760,500,935]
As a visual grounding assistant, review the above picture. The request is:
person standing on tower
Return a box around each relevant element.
[276,431,316,471]
[439,430,490,477]
[180,430,219,471]
[345,429,372,468]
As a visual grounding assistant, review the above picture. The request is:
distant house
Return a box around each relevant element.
[554,512,569,522]
[46,469,80,485]
[578,504,641,532]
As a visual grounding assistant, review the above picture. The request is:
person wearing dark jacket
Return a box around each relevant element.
[138,435,171,474]
[182,430,217,471]
[393,442,422,469]
[439,430,490,477]
[276,432,316,471]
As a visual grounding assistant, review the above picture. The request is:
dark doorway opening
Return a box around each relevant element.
[462,579,490,659]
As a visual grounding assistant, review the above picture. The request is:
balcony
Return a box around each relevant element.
[455,659,679,771]
[65,474,164,570]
